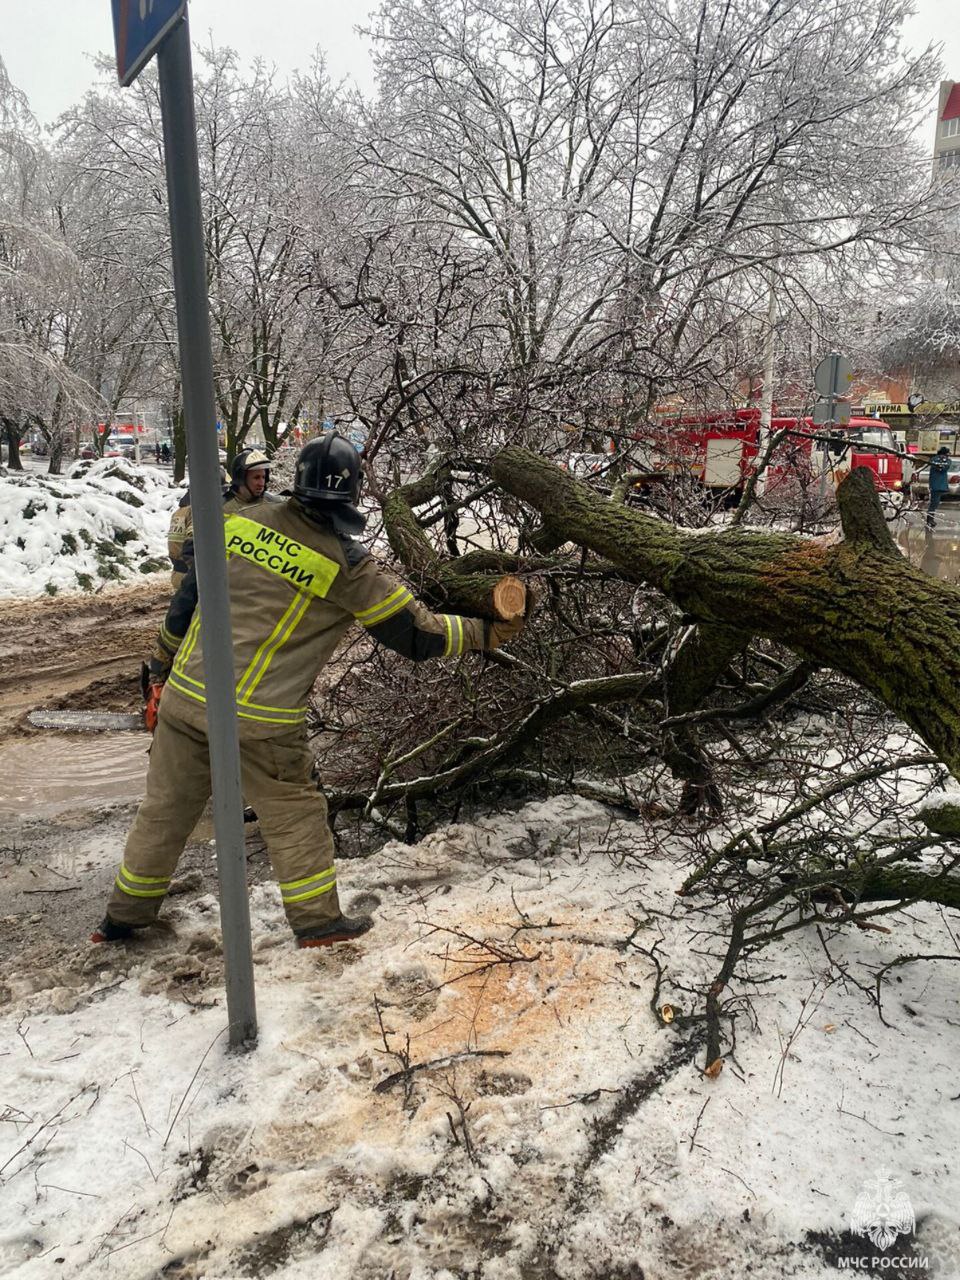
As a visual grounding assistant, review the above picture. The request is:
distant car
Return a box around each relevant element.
[103,435,141,457]
[79,445,96,459]
[912,456,960,501]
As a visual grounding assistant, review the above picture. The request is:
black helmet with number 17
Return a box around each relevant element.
[293,433,366,534]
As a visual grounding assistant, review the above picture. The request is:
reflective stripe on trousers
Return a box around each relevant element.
[106,705,341,932]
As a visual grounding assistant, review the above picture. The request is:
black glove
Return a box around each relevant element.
[148,655,169,683]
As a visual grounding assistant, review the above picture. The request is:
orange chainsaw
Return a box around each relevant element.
[26,665,162,733]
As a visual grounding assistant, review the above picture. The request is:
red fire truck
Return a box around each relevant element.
[636,409,910,497]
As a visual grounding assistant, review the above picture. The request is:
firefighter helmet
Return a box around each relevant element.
[293,433,363,506]
[230,447,270,489]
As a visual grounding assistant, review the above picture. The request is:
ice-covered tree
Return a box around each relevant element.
[0,59,95,471]
[305,0,953,464]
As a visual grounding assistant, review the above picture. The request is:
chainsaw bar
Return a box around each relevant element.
[27,710,144,733]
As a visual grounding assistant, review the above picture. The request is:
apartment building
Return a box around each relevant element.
[934,80,960,172]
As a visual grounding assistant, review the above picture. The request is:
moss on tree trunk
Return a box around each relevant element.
[382,468,533,619]
[492,448,960,777]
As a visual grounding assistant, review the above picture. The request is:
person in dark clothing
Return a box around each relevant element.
[926,446,951,529]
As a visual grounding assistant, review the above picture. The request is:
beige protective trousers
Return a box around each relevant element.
[107,705,341,934]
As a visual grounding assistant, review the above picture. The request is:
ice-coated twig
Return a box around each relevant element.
[0,1085,94,1181]
[162,1025,228,1148]
[374,1049,509,1094]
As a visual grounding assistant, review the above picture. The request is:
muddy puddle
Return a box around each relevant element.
[895,509,960,585]
[0,731,149,819]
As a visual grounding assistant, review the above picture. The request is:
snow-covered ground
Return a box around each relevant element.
[2,792,958,1278]
[0,460,173,598]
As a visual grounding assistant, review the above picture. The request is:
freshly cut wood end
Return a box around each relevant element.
[493,575,526,621]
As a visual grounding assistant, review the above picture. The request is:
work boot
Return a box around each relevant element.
[296,914,373,949]
[90,916,137,944]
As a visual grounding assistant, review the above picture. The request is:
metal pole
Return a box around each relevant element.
[755,275,777,500]
[819,354,838,505]
[157,12,257,1048]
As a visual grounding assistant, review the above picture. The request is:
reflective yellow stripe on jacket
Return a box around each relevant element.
[354,586,413,628]
[159,621,182,655]
[236,590,311,704]
[167,514,340,726]
[442,614,464,657]
[166,671,309,725]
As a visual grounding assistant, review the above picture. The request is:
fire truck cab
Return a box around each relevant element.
[828,421,911,494]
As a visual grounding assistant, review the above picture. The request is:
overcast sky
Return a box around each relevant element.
[0,0,380,123]
[0,0,956,128]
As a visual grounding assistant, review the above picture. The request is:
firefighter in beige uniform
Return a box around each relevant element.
[168,449,273,590]
[95,434,523,948]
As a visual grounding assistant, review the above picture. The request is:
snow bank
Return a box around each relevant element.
[0,459,173,598]
[2,792,959,1277]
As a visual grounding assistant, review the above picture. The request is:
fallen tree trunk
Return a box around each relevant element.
[383,465,550,618]
[491,448,960,778]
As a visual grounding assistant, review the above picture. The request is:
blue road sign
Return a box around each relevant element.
[112,0,187,87]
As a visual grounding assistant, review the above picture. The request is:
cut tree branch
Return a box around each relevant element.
[491,449,960,777]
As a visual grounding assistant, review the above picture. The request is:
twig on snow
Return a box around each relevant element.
[375,1049,509,1095]
[540,1087,621,1111]
[162,1026,229,1148]
[688,1096,712,1152]
[772,978,834,1098]
[836,1086,905,1137]
[16,1016,33,1060]
[873,952,960,1027]
[0,1086,95,1181]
